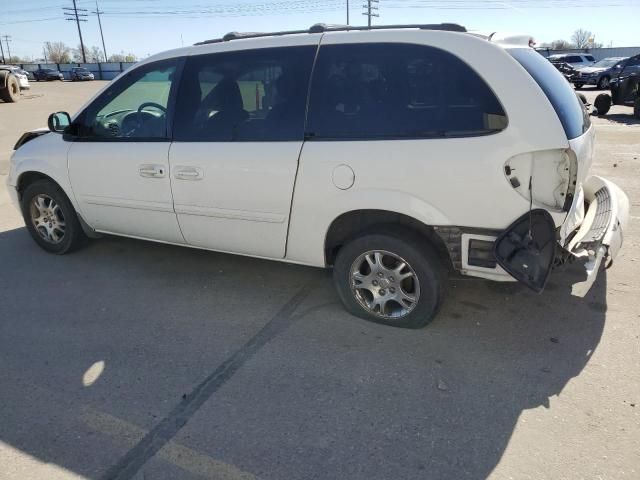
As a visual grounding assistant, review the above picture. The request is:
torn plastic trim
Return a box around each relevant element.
[493,209,557,293]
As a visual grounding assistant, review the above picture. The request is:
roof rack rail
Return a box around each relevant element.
[195,23,466,46]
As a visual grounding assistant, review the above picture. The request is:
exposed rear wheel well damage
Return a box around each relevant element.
[324,210,453,270]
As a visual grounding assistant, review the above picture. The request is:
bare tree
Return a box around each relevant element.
[108,52,137,62]
[87,46,104,63]
[45,42,71,63]
[551,39,573,50]
[571,29,593,48]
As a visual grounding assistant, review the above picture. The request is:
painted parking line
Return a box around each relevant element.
[82,410,255,480]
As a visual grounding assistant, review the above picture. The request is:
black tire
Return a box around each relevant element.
[634,97,640,120]
[578,93,588,105]
[20,180,87,254]
[333,230,447,329]
[594,94,611,115]
[0,74,21,103]
[597,76,610,90]
[574,83,584,90]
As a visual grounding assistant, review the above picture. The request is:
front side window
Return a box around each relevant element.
[82,60,177,139]
[173,46,316,141]
[306,43,507,140]
[585,55,595,62]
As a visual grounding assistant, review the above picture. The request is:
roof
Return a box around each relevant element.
[195,23,467,46]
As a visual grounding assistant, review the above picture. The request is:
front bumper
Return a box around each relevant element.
[563,176,629,295]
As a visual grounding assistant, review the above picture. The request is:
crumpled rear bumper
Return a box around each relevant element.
[562,176,630,296]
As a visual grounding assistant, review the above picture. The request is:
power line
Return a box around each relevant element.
[363,0,379,27]
[63,0,88,63]
[2,35,12,61]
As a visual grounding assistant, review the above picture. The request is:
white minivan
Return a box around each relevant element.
[7,24,629,328]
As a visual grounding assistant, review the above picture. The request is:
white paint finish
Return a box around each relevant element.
[287,133,554,266]
[67,142,184,243]
[8,133,75,204]
[168,142,302,258]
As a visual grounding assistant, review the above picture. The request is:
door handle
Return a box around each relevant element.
[174,166,203,181]
[139,164,166,178]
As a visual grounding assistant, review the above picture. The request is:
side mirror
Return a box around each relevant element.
[48,111,71,133]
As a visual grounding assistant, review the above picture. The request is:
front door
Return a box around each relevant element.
[68,59,184,244]
[169,44,317,258]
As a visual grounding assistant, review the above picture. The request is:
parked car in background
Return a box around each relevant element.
[0,65,30,90]
[548,53,595,69]
[7,25,629,328]
[550,61,577,80]
[33,68,64,81]
[572,57,627,90]
[594,53,640,118]
[70,67,95,81]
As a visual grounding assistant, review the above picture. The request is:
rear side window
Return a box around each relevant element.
[173,46,315,141]
[306,43,507,140]
[509,48,590,139]
[566,56,582,63]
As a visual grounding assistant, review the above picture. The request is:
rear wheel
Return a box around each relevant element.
[333,231,447,329]
[634,97,640,120]
[0,74,20,103]
[574,83,584,90]
[594,93,611,115]
[20,180,87,254]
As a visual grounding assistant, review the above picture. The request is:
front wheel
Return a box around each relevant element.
[0,74,20,103]
[333,232,447,329]
[597,76,610,90]
[634,97,640,120]
[20,180,87,254]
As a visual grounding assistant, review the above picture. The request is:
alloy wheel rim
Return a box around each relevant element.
[30,194,66,244]
[350,250,420,319]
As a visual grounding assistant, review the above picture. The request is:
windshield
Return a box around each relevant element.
[591,58,624,68]
[75,68,89,72]
[509,48,590,139]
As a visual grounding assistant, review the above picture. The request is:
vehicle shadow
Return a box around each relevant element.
[0,227,606,480]
[594,112,640,125]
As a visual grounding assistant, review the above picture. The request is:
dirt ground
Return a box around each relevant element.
[0,81,638,480]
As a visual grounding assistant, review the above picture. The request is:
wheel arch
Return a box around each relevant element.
[324,209,453,270]
[16,171,61,200]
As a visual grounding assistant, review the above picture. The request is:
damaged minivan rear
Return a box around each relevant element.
[494,46,629,296]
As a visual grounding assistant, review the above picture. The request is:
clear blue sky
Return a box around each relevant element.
[2,0,639,61]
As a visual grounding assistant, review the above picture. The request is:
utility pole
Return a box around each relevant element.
[92,0,108,62]
[0,36,5,64]
[43,44,48,63]
[2,35,12,62]
[347,0,349,25]
[63,0,88,63]
[362,0,379,27]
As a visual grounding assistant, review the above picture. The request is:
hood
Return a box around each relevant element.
[575,66,606,74]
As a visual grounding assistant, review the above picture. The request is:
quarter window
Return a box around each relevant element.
[173,46,316,141]
[306,43,507,140]
[82,60,178,139]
